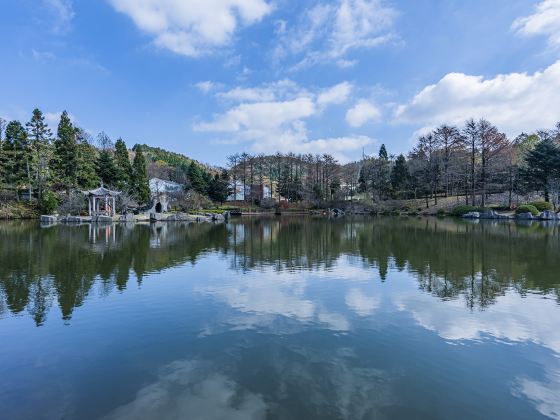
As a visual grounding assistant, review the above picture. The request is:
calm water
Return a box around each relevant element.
[1,217,559,420]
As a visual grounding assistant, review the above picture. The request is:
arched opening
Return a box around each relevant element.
[155,202,162,213]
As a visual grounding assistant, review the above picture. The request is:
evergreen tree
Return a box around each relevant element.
[390,154,409,196]
[377,144,391,199]
[379,144,388,160]
[187,161,208,194]
[53,111,78,194]
[3,121,31,197]
[522,139,560,202]
[132,146,150,204]
[75,127,99,189]
[26,108,52,200]
[96,149,118,187]
[208,170,230,203]
[114,138,133,190]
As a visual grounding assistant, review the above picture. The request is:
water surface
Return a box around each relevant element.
[0,217,559,419]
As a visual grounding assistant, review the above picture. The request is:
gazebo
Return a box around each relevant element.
[83,186,121,216]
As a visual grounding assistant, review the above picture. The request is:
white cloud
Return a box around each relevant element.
[346,99,381,127]
[514,368,560,420]
[275,0,398,69]
[42,0,74,32]
[345,288,379,316]
[395,60,560,136]
[394,289,560,354]
[196,81,218,93]
[108,0,273,57]
[195,97,316,132]
[104,360,267,420]
[512,0,560,47]
[217,80,303,102]
[195,81,372,161]
[317,82,353,107]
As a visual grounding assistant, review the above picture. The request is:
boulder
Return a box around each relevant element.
[516,212,534,220]
[166,213,191,221]
[540,210,559,220]
[40,215,57,223]
[462,212,480,219]
[211,213,225,222]
[479,210,499,219]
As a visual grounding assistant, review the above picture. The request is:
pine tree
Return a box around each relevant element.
[75,127,99,189]
[390,154,409,197]
[187,161,208,194]
[379,144,388,160]
[114,138,133,190]
[132,146,150,204]
[522,139,560,202]
[53,111,78,194]
[208,170,230,203]
[26,108,52,200]
[96,149,118,187]
[3,121,31,198]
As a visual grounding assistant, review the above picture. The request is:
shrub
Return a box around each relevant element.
[515,204,539,216]
[58,192,86,215]
[40,191,59,214]
[451,205,479,217]
[529,201,553,212]
[436,208,446,216]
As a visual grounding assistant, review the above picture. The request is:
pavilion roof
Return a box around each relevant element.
[83,186,121,197]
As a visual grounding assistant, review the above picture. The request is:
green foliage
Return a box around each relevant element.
[451,205,479,217]
[379,144,388,160]
[76,140,99,189]
[40,190,59,214]
[53,111,78,193]
[529,201,553,212]
[3,120,31,191]
[187,161,209,194]
[390,154,409,194]
[114,138,133,190]
[208,170,230,203]
[521,139,560,202]
[515,205,539,216]
[132,147,150,204]
[96,150,118,187]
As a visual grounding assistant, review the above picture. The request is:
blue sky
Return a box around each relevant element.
[1,0,559,165]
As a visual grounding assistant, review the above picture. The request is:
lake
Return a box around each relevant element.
[0,217,559,420]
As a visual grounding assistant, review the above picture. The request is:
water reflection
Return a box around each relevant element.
[0,217,559,326]
[1,217,560,419]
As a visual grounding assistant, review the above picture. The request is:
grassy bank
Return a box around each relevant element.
[0,202,39,220]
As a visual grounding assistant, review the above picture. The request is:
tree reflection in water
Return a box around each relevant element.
[0,217,558,326]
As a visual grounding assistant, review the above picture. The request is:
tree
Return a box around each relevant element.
[434,125,462,197]
[114,138,133,190]
[132,146,150,204]
[477,119,508,207]
[522,139,560,202]
[379,144,388,160]
[3,121,31,198]
[26,108,52,201]
[96,149,118,187]
[208,170,230,203]
[390,154,409,196]
[53,111,78,194]
[187,161,208,194]
[413,133,440,205]
[463,119,478,205]
[75,127,99,189]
